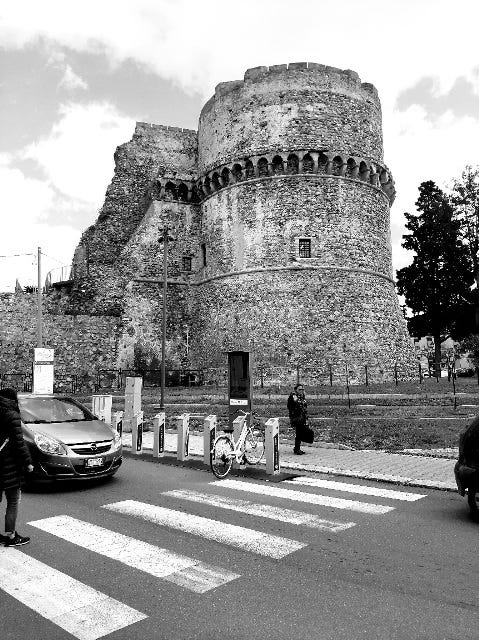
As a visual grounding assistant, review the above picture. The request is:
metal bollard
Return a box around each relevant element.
[131,411,144,455]
[153,412,166,458]
[203,415,217,466]
[111,411,124,438]
[92,395,112,425]
[265,417,280,475]
[176,414,190,462]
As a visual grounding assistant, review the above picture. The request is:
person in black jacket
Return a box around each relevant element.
[287,383,308,455]
[0,388,33,546]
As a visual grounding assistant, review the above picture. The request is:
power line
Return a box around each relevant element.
[0,253,35,258]
[40,251,68,265]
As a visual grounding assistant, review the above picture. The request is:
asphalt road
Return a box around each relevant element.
[1,456,478,640]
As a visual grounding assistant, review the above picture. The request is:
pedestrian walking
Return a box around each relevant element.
[287,383,309,455]
[0,388,34,547]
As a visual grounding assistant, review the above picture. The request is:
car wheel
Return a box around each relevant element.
[467,486,479,517]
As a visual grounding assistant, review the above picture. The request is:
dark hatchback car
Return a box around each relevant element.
[18,394,122,483]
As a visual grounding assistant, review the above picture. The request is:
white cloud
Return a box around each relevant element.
[23,102,134,205]
[0,103,134,291]
[386,105,479,274]
[58,64,88,91]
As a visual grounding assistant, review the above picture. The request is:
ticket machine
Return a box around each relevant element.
[228,351,252,431]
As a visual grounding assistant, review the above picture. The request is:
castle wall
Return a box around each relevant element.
[0,293,120,380]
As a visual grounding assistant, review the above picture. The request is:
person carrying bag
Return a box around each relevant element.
[0,388,34,547]
[287,383,313,455]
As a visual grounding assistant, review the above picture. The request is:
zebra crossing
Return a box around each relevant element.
[0,475,427,639]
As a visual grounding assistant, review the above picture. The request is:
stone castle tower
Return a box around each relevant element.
[65,62,415,382]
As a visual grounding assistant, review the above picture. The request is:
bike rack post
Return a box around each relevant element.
[265,417,280,475]
[111,411,124,437]
[131,411,144,455]
[203,414,217,466]
[92,394,113,425]
[153,412,166,458]
[232,415,245,470]
[176,413,190,462]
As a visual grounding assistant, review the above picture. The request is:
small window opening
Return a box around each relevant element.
[182,256,192,271]
[201,243,207,267]
[298,238,311,258]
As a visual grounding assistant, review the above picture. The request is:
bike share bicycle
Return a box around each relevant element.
[210,410,265,479]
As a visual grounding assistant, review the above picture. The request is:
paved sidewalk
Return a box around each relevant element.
[122,430,458,492]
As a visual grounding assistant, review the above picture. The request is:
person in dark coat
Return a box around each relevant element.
[287,383,308,455]
[0,388,33,546]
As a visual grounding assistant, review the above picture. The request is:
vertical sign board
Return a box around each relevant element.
[203,415,217,466]
[92,395,112,425]
[153,412,166,458]
[265,417,280,475]
[228,351,251,431]
[32,348,54,394]
[124,377,142,433]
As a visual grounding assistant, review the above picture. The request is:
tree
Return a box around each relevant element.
[396,181,474,375]
[450,165,479,327]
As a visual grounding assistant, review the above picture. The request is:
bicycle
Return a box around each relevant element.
[210,410,265,479]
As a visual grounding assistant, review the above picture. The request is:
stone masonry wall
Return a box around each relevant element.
[0,293,120,377]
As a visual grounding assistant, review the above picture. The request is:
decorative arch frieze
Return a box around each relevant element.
[153,150,396,205]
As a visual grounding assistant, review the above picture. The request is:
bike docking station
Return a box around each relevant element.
[265,417,280,476]
[152,412,166,458]
[123,376,142,433]
[112,411,124,437]
[92,394,112,425]
[203,415,217,466]
[176,413,190,462]
[131,411,144,455]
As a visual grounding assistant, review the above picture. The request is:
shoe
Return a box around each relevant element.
[293,450,306,455]
[4,532,30,547]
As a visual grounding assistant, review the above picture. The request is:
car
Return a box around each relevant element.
[454,414,479,515]
[18,393,122,483]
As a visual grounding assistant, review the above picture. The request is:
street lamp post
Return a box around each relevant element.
[158,226,175,410]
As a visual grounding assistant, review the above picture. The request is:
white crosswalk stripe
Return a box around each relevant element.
[162,489,356,531]
[0,548,147,640]
[284,477,427,501]
[210,479,396,514]
[28,515,239,593]
[103,500,307,558]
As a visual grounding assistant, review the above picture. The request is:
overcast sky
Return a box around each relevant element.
[1,0,478,291]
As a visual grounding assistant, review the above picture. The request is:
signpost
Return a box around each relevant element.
[32,347,54,394]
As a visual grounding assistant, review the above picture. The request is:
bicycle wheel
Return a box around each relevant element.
[244,428,265,465]
[211,435,234,479]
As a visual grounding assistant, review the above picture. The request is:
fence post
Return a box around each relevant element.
[329,365,333,387]
[345,365,351,409]
[296,364,300,385]
[265,417,280,476]
[153,412,166,458]
[365,364,368,387]
[176,413,190,462]
[394,363,398,386]
[203,415,217,466]
[419,362,423,384]
[112,411,123,437]
[131,411,144,455]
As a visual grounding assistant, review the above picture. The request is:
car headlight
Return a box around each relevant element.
[34,433,68,456]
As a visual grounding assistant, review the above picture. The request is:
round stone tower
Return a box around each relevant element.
[191,62,415,381]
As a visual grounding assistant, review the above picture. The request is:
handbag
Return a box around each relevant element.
[301,425,314,444]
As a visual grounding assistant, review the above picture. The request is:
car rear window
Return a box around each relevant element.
[19,397,94,424]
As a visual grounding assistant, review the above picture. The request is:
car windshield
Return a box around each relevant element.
[19,397,94,424]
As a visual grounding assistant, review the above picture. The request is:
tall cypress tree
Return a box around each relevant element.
[396,181,474,375]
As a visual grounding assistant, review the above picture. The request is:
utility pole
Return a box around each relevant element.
[158,226,175,410]
[37,246,42,347]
